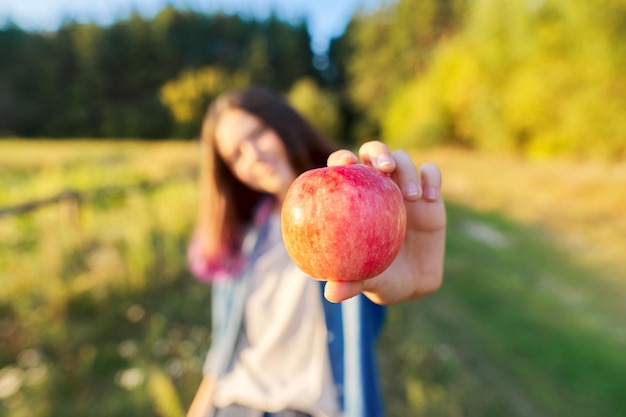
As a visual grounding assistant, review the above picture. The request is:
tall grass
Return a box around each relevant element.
[0,140,204,417]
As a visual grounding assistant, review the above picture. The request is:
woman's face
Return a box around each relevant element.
[215,108,297,200]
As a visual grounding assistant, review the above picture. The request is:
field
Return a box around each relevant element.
[1,140,625,417]
[380,148,626,416]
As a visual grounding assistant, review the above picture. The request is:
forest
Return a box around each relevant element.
[2,0,625,158]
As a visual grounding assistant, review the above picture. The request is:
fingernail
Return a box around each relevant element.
[425,186,439,201]
[335,151,353,163]
[403,182,420,198]
[376,154,394,169]
[330,151,355,166]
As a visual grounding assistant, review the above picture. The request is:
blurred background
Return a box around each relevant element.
[1,0,625,416]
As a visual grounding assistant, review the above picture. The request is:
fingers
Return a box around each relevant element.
[358,141,396,173]
[419,162,442,202]
[328,141,442,203]
[328,142,395,171]
[390,150,422,201]
[327,150,358,166]
[323,142,445,303]
[359,142,425,202]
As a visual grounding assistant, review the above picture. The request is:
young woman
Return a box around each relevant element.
[186,87,446,417]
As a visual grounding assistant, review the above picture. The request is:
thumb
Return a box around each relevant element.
[323,281,364,303]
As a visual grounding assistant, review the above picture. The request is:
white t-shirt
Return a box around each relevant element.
[211,214,341,417]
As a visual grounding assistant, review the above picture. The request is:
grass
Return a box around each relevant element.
[1,141,625,416]
[0,140,203,417]
[379,148,626,416]
[0,139,198,206]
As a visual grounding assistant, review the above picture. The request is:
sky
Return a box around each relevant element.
[0,0,385,53]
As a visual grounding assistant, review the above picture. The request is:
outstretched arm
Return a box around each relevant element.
[323,141,446,304]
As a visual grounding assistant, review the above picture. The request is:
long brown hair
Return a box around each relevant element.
[197,87,338,259]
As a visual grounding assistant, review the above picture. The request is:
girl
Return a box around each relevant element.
[187,88,446,417]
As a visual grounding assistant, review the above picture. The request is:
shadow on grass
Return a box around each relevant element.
[378,202,626,417]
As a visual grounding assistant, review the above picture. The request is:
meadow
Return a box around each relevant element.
[1,140,625,417]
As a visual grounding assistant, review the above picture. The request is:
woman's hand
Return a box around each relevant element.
[323,141,446,304]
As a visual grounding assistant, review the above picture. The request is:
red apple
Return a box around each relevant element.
[281,164,407,282]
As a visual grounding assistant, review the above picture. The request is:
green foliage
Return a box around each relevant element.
[159,66,250,137]
[382,78,451,149]
[343,0,467,139]
[380,0,626,158]
[286,77,343,142]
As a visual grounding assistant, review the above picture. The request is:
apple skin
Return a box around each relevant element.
[281,164,407,282]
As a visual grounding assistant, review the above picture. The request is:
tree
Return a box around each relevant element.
[381,0,626,158]
[287,77,343,142]
[0,7,318,139]
[341,0,467,140]
[159,66,249,137]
